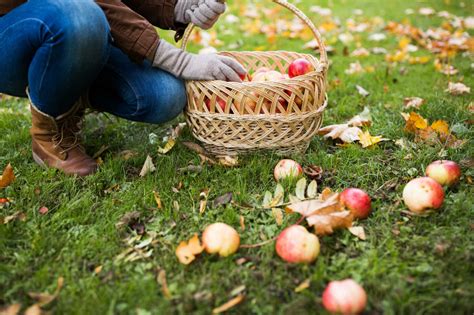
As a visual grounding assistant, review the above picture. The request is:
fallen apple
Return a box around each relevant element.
[288,58,314,78]
[402,177,444,213]
[274,159,303,181]
[425,160,461,187]
[202,223,240,257]
[275,225,320,263]
[340,188,372,219]
[322,279,367,314]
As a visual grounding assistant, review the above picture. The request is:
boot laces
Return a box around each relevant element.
[52,113,84,155]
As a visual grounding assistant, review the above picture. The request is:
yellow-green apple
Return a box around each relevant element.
[425,160,461,186]
[254,67,271,75]
[340,188,372,219]
[233,93,257,114]
[288,58,314,78]
[274,159,303,181]
[252,70,286,82]
[202,223,240,257]
[322,279,367,314]
[402,177,444,213]
[275,225,320,263]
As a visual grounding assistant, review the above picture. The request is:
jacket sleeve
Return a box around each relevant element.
[123,0,188,35]
[95,0,161,62]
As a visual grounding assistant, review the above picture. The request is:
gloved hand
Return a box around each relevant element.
[174,0,226,29]
[153,40,246,82]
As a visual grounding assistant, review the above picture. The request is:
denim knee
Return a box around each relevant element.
[136,76,187,124]
[44,0,110,62]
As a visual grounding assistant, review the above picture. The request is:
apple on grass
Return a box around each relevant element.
[288,58,314,78]
[322,279,367,314]
[426,160,461,186]
[274,159,303,181]
[275,225,320,263]
[402,177,444,213]
[202,223,240,257]
[340,188,372,219]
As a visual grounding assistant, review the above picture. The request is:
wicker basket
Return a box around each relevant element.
[182,0,329,156]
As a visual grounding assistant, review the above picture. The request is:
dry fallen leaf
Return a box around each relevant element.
[0,163,15,188]
[272,208,284,226]
[404,97,425,109]
[0,303,21,315]
[446,82,470,95]
[153,191,162,209]
[175,234,204,265]
[28,277,64,307]
[212,193,233,208]
[1,211,26,225]
[139,155,156,177]
[199,189,210,214]
[218,156,239,167]
[356,85,370,97]
[24,305,41,315]
[348,226,367,240]
[157,269,172,299]
[212,295,244,314]
[308,211,354,235]
[286,193,342,217]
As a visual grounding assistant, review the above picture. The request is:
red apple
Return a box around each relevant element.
[202,223,240,257]
[274,159,303,181]
[288,58,314,78]
[322,279,367,314]
[275,225,320,263]
[425,160,461,187]
[205,97,226,112]
[340,188,372,219]
[402,177,444,213]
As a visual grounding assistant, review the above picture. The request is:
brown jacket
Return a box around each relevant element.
[0,0,187,62]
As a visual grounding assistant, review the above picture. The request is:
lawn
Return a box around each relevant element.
[1,0,473,314]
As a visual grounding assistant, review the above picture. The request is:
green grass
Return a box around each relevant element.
[1,0,473,314]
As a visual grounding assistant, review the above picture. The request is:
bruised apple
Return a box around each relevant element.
[322,279,367,314]
[425,160,461,187]
[288,58,314,78]
[274,159,303,181]
[202,223,240,257]
[402,177,444,213]
[275,225,320,263]
[340,188,372,219]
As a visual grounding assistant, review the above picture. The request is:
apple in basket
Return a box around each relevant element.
[205,96,226,112]
[288,58,314,78]
[252,70,287,82]
[233,93,257,114]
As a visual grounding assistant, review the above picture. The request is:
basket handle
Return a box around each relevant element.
[180,0,328,69]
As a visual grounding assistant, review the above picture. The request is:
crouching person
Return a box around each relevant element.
[0,0,246,176]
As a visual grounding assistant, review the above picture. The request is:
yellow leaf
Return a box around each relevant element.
[403,112,429,133]
[175,234,204,265]
[212,295,244,314]
[0,303,21,315]
[153,191,163,209]
[358,131,388,148]
[158,138,176,154]
[0,163,15,188]
[348,226,367,240]
[431,120,450,135]
[28,277,64,307]
[399,37,411,50]
[294,279,311,293]
[157,269,172,299]
[272,208,283,226]
[139,155,156,177]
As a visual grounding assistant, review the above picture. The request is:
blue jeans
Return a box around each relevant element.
[0,0,186,124]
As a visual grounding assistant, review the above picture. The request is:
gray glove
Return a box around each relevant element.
[175,0,226,29]
[153,40,246,82]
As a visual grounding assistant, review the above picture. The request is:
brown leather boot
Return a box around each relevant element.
[29,99,98,176]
